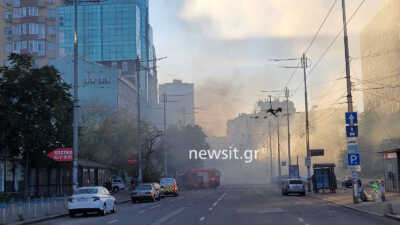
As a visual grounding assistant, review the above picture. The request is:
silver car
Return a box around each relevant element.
[281,179,306,196]
[131,183,161,203]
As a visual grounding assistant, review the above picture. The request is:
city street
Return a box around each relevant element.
[33,185,398,225]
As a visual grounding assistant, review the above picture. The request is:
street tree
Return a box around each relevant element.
[0,54,73,194]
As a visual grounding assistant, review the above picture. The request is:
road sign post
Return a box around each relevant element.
[345,111,360,203]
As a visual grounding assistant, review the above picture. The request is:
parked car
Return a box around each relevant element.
[342,178,361,188]
[281,178,306,196]
[131,183,161,203]
[160,177,179,197]
[153,182,161,194]
[111,178,125,192]
[67,186,117,217]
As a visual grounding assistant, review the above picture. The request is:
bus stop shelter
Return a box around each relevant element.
[380,148,400,192]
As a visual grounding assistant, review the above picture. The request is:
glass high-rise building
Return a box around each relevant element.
[57,0,142,61]
[57,0,159,119]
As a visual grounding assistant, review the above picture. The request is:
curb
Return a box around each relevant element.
[386,213,400,221]
[6,198,131,225]
[8,213,68,225]
[309,194,384,217]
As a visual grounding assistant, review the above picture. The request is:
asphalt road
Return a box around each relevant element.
[34,184,398,225]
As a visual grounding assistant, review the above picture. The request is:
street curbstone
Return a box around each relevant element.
[386,213,400,221]
[6,197,131,225]
[308,194,385,217]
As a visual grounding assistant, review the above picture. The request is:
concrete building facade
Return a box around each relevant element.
[360,0,400,115]
[1,0,64,67]
[159,79,195,128]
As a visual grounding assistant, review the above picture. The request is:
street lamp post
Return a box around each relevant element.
[72,0,79,190]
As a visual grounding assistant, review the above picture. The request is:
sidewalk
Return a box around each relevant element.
[309,187,400,219]
[6,189,131,225]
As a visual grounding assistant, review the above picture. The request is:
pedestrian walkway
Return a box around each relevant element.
[4,189,131,225]
[309,187,400,218]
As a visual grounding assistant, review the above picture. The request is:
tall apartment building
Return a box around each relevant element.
[1,0,63,67]
[159,79,195,127]
[360,0,400,115]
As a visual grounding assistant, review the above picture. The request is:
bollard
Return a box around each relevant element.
[33,199,38,218]
[27,198,31,219]
[385,203,394,215]
[1,202,7,224]
[17,201,23,220]
[46,198,50,215]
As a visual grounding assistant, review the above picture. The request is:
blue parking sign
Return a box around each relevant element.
[348,153,360,166]
[346,126,358,137]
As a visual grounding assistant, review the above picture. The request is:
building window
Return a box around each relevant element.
[111,62,117,68]
[48,9,56,19]
[122,61,128,72]
[3,27,11,36]
[28,7,38,17]
[28,40,46,56]
[48,0,54,4]
[48,26,56,36]
[47,42,56,51]
[4,11,12,21]
[4,43,11,53]
[13,0,20,7]
[29,23,38,35]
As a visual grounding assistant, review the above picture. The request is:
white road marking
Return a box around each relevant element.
[150,204,161,209]
[298,217,304,223]
[209,207,213,211]
[212,202,218,207]
[138,204,160,214]
[107,219,119,224]
[149,207,185,225]
[200,216,205,221]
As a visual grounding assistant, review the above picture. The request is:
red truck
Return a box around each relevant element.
[177,168,221,189]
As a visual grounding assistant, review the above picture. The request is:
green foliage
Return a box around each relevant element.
[79,110,164,182]
[165,124,209,175]
[0,54,73,160]
[79,111,138,169]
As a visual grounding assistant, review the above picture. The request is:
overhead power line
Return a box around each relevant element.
[304,0,339,54]
[283,0,339,88]
[292,0,367,97]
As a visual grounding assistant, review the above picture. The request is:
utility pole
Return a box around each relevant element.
[341,0,358,203]
[163,94,168,177]
[268,96,282,177]
[285,87,291,166]
[268,118,273,180]
[136,59,143,183]
[277,114,281,177]
[72,0,79,190]
[302,53,311,192]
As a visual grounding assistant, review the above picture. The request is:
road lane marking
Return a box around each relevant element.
[212,202,218,207]
[108,219,119,224]
[209,207,213,211]
[200,216,205,221]
[298,217,304,223]
[150,204,161,209]
[149,207,185,225]
[138,204,160,214]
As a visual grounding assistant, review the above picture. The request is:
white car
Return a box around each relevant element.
[68,186,117,217]
[112,178,125,192]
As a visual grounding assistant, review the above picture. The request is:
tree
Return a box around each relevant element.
[165,124,209,175]
[79,110,164,182]
[0,54,73,194]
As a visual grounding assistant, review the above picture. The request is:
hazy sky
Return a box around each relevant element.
[150,0,387,136]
